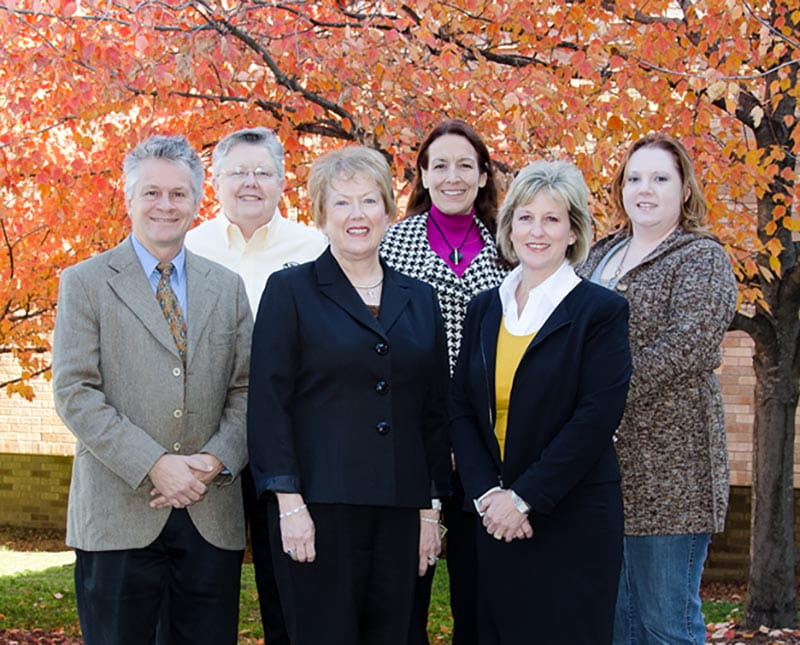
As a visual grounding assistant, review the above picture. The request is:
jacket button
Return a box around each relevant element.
[172,367,182,377]
[376,421,391,435]
[173,409,183,418]
[172,442,182,452]
[375,380,389,395]
[374,342,389,355]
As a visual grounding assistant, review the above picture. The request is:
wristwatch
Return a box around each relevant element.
[430,498,442,511]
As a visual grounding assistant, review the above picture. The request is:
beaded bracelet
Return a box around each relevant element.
[279,503,307,519]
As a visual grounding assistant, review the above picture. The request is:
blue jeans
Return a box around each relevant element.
[613,533,711,645]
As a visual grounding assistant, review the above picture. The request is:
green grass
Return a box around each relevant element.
[703,600,742,624]
[0,547,80,636]
[0,548,739,642]
[0,549,455,642]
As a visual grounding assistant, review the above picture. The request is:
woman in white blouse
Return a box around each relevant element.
[449,160,632,643]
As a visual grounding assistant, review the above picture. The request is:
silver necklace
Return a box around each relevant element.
[353,277,384,299]
[608,238,632,285]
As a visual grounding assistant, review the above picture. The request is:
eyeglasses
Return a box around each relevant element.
[221,167,279,183]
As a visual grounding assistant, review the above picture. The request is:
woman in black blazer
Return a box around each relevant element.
[450,160,631,644]
[247,146,451,645]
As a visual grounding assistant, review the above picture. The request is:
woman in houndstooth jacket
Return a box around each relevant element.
[381,119,507,645]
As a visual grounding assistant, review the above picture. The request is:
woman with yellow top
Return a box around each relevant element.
[449,160,632,644]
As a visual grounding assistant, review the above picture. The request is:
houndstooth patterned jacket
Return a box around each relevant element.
[381,213,508,374]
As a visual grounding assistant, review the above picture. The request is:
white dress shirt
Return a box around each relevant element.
[185,211,328,314]
[497,260,581,336]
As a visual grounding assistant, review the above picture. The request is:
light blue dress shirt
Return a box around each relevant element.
[130,234,188,319]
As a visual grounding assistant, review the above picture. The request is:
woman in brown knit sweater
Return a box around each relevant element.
[578,133,738,644]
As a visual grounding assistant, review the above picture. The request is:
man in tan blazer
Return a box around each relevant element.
[52,135,252,645]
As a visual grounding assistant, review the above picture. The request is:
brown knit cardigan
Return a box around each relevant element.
[577,228,738,535]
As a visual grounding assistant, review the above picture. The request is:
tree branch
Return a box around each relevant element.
[729,310,773,347]
[0,365,51,390]
[189,0,367,142]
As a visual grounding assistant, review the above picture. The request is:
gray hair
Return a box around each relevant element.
[123,135,205,206]
[211,127,285,180]
[497,160,593,265]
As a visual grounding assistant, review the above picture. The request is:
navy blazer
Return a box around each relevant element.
[449,279,631,516]
[248,248,451,508]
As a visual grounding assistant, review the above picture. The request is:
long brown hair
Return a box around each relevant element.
[610,132,710,235]
[406,119,498,236]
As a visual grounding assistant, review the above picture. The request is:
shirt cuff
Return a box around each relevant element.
[473,486,503,516]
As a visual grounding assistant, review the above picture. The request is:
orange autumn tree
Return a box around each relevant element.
[1,0,797,627]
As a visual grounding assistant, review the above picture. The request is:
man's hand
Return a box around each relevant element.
[148,454,212,509]
[188,453,225,485]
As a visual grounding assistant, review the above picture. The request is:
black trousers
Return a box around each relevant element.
[75,508,242,645]
[270,501,418,645]
[407,473,479,645]
[243,467,290,644]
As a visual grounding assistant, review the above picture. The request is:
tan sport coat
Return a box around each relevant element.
[52,237,252,551]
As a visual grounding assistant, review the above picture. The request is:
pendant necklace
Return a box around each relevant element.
[608,238,633,286]
[429,214,475,265]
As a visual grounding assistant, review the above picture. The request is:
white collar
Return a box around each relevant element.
[498,261,580,335]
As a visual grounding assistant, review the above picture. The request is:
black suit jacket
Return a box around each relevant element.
[248,248,451,507]
[450,279,631,516]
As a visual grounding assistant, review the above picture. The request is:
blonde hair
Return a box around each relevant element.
[497,160,593,265]
[308,146,397,228]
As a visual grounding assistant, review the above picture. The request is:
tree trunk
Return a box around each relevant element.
[745,335,798,627]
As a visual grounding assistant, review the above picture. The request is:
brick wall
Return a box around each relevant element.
[0,353,75,456]
[718,331,800,486]
[0,453,71,529]
[705,486,800,582]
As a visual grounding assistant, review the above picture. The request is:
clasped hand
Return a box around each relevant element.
[148,453,223,509]
[479,489,534,542]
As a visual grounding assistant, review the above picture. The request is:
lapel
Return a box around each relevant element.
[185,251,222,368]
[377,265,411,334]
[478,291,503,468]
[106,238,184,360]
[410,214,506,294]
[315,248,387,340]
[523,284,580,356]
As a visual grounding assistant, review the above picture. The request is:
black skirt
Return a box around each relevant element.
[475,481,623,645]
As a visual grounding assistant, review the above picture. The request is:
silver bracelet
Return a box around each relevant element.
[420,516,448,538]
[279,503,307,519]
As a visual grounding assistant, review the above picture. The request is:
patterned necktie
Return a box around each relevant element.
[156,262,187,366]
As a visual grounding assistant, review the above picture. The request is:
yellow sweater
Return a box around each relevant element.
[494,321,535,459]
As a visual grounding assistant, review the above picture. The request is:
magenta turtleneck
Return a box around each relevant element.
[426,205,485,277]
